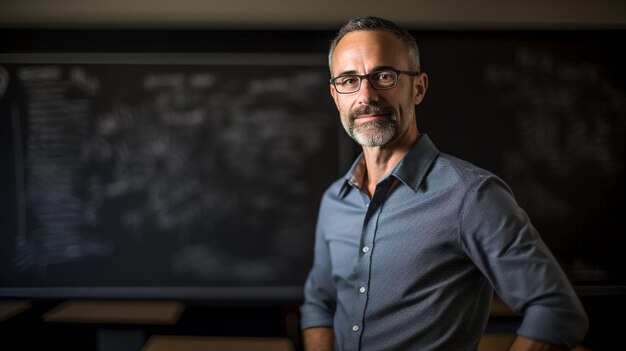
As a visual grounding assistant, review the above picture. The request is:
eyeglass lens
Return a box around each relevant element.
[334,71,397,93]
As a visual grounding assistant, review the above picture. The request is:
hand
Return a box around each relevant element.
[508,335,571,351]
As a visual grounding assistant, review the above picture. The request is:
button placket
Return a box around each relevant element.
[350,178,394,350]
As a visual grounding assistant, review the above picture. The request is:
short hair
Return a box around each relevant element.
[328,16,421,75]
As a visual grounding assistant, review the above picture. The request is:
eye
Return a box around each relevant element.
[374,72,394,82]
[338,76,358,86]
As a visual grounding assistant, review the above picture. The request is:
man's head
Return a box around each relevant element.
[328,16,421,75]
[328,16,428,148]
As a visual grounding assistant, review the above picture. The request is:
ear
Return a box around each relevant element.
[413,73,428,105]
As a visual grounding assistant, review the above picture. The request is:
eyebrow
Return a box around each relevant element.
[335,65,399,77]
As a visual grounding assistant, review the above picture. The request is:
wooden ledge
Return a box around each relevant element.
[142,335,295,351]
[42,299,185,325]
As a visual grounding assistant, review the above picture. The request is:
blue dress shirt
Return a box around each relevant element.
[300,134,589,350]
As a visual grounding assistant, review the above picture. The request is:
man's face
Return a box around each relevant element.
[330,30,426,148]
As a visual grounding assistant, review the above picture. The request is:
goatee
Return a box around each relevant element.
[346,104,398,147]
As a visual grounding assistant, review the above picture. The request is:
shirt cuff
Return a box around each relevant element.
[516,303,589,348]
[299,305,334,330]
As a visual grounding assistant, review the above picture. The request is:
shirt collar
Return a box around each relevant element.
[338,134,440,197]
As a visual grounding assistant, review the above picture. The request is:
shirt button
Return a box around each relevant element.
[352,325,360,332]
[362,246,370,253]
[359,286,366,293]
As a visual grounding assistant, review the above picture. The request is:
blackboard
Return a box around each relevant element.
[416,30,625,290]
[0,51,354,299]
[0,29,624,299]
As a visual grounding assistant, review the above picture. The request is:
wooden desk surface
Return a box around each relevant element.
[42,300,185,325]
[0,300,31,321]
[142,335,295,351]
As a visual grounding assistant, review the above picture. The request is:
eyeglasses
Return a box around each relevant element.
[330,69,419,94]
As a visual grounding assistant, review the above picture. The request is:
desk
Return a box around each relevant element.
[142,335,295,351]
[478,335,593,351]
[43,300,185,351]
[0,300,31,321]
[42,300,184,324]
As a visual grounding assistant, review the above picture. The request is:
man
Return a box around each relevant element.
[299,16,589,351]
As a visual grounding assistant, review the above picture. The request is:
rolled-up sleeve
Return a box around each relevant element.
[459,175,589,348]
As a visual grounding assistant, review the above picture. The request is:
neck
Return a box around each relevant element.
[361,130,419,197]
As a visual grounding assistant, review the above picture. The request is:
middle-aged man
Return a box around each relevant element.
[299,16,589,351]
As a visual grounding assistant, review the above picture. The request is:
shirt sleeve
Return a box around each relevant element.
[459,175,589,348]
[299,191,337,330]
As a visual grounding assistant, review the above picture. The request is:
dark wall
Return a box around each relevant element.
[1,28,624,296]
[0,28,624,351]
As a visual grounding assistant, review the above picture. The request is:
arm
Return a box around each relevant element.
[508,335,569,351]
[460,176,589,349]
[300,190,338,350]
[303,327,334,351]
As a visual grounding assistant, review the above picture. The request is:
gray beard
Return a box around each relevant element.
[348,118,398,147]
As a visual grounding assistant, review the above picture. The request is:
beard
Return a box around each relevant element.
[344,104,399,147]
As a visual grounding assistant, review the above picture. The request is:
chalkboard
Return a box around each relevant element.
[0,52,353,299]
[0,29,624,299]
[416,30,625,290]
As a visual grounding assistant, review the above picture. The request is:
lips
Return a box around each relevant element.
[354,114,387,123]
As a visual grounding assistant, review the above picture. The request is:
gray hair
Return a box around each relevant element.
[328,16,421,75]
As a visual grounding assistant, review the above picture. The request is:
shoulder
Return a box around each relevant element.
[425,152,507,194]
[316,177,350,212]
[438,153,494,184]
[322,177,348,199]
[421,152,523,224]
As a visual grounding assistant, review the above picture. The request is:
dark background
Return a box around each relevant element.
[1,29,624,350]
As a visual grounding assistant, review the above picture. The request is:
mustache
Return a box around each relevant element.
[349,104,394,120]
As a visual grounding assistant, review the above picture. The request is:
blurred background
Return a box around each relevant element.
[1,1,625,351]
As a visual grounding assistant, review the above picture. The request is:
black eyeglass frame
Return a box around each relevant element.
[330,69,420,94]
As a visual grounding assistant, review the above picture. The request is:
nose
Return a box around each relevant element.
[356,78,379,104]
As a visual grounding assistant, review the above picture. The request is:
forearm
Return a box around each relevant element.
[508,335,571,351]
[303,327,334,351]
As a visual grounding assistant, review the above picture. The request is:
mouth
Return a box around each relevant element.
[354,113,389,123]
